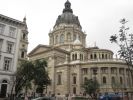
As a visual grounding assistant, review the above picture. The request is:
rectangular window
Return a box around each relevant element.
[111,68,117,74]
[57,72,62,85]
[101,68,108,74]
[82,68,88,75]
[9,27,16,37]
[0,39,3,51]
[7,42,13,53]
[119,68,124,75]
[0,24,5,34]
[3,57,12,71]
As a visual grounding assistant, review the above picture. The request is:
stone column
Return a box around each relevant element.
[77,65,81,94]
[97,67,101,86]
[108,67,111,89]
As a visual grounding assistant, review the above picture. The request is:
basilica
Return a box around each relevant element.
[28,0,133,96]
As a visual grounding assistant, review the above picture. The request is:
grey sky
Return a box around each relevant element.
[0,0,133,55]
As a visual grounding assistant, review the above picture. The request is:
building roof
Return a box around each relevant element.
[54,0,81,28]
[0,14,25,26]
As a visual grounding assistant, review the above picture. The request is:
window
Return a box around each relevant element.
[90,54,93,59]
[0,55,1,59]
[73,76,76,84]
[0,39,3,51]
[0,24,5,34]
[9,27,16,37]
[73,34,76,41]
[126,69,129,75]
[73,87,76,94]
[55,35,58,44]
[111,68,117,74]
[102,54,104,59]
[105,54,107,59]
[75,54,77,60]
[103,76,106,84]
[78,35,81,41]
[60,34,64,43]
[119,68,124,75]
[111,76,115,84]
[80,54,83,60]
[22,33,26,40]
[120,77,123,85]
[101,68,108,74]
[84,77,88,83]
[7,42,13,53]
[82,68,88,75]
[3,57,12,71]
[72,54,74,60]
[94,54,97,59]
[57,73,62,85]
[21,51,25,58]
[67,33,71,42]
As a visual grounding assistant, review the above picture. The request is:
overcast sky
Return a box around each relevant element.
[1,0,133,55]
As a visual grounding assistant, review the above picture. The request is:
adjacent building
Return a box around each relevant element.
[0,14,28,97]
[28,0,133,97]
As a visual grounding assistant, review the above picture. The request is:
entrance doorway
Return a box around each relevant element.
[0,80,7,98]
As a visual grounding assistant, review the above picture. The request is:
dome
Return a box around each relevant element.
[54,0,82,28]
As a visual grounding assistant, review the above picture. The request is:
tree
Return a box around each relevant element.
[10,60,34,100]
[82,79,99,98]
[33,59,51,94]
[110,18,133,82]
[10,59,51,99]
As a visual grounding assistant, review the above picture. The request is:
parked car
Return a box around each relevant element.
[99,93,121,100]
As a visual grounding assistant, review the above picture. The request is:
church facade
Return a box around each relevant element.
[28,1,133,96]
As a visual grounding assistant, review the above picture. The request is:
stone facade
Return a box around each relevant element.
[28,0,133,96]
[0,14,28,97]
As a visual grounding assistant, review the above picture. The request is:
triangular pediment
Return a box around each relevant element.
[28,44,51,56]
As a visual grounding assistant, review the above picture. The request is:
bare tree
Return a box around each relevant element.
[110,18,133,90]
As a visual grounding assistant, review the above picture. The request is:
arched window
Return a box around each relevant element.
[120,77,123,85]
[73,34,76,41]
[2,80,7,83]
[103,76,106,84]
[94,54,97,59]
[67,33,71,42]
[56,35,58,44]
[72,54,75,60]
[102,54,104,59]
[60,34,64,43]
[84,77,88,83]
[105,54,107,59]
[90,54,93,59]
[73,76,76,84]
[80,54,82,60]
[75,54,77,60]
[78,35,81,41]
[80,54,83,60]
[111,76,115,84]
[73,87,76,94]
[21,51,25,58]
[23,33,26,40]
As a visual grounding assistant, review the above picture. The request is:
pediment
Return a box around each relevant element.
[28,44,51,56]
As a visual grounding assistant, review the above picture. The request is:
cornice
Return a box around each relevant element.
[0,14,25,26]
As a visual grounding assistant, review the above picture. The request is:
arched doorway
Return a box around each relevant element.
[0,80,8,98]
